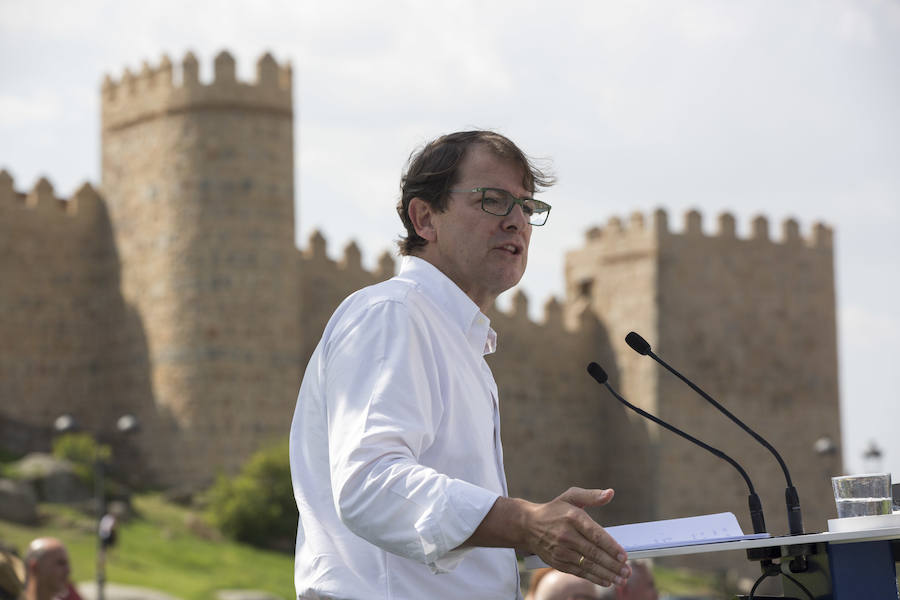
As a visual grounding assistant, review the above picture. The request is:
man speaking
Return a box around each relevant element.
[290,130,630,599]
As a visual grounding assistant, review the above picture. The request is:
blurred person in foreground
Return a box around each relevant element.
[524,567,554,600]
[616,561,657,600]
[531,569,604,600]
[530,562,657,600]
[0,544,25,600]
[290,130,631,599]
[22,538,72,600]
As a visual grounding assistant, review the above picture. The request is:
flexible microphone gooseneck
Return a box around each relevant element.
[624,331,803,536]
[587,362,767,535]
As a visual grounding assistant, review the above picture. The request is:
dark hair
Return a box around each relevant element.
[396,130,555,255]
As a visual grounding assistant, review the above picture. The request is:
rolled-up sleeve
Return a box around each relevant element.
[323,299,499,571]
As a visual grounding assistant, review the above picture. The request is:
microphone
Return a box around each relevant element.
[587,362,767,535]
[624,331,803,535]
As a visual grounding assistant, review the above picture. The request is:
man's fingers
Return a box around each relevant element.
[575,531,630,584]
[583,522,628,564]
[525,488,630,588]
[566,511,630,586]
[564,547,629,588]
[537,522,629,587]
[558,486,615,509]
[562,502,628,565]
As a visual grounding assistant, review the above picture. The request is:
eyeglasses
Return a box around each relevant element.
[449,187,552,226]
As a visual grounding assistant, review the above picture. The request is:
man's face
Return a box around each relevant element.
[418,144,532,310]
[35,546,71,597]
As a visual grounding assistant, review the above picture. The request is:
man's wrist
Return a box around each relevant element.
[463,495,536,551]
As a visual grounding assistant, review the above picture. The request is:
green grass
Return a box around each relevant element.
[0,494,294,600]
[3,493,748,600]
[654,564,731,598]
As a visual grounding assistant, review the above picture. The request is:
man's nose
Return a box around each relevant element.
[501,202,529,230]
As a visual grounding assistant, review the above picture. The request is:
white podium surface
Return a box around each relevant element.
[627,524,900,559]
[524,522,900,569]
[523,519,900,598]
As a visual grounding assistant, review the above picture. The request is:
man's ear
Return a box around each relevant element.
[407,197,438,243]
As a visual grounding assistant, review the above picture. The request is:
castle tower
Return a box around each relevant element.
[100,51,301,484]
[565,210,842,546]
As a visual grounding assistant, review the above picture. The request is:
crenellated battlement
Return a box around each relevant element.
[301,229,397,281]
[500,288,578,328]
[0,170,103,220]
[297,229,575,329]
[101,50,292,131]
[583,208,832,249]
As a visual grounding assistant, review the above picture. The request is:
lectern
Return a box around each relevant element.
[627,524,900,599]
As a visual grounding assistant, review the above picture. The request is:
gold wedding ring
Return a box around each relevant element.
[578,555,586,567]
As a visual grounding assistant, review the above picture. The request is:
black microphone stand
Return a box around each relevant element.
[625,332,804,537]
[587,363,767,535]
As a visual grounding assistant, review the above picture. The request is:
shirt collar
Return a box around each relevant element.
[398,256,497,356]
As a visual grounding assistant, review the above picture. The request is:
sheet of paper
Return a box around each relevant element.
[604,512,769,551]
[523,512,770,569]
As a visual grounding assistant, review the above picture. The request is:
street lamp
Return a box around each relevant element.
[53,414,77,434]
[53,413,140,600]
[863,440,884,473]
[813,436,837,456]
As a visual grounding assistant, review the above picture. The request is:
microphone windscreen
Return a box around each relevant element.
[625,332,652,355]
[586,362,608,384]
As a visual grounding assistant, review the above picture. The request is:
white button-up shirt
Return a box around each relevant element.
[290,256,521,600]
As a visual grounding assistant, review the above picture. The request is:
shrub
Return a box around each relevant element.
[206,439,296,550]
[52,433,111,487]
[0,445,24,478]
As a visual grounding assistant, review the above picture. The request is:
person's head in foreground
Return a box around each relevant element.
[23,538,71,600]
[531,568,604,600]
[619,560,658,600]
[532,561,657,600]
[397,129,554,310]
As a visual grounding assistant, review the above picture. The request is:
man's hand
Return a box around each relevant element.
[464,487,630,587]
[521,487,630,586]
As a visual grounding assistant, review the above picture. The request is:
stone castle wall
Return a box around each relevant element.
[486,294,655,526]
[565,209,842,572]
[0,173,154,470]
[653,211,841,569]
[1,53,843,575]
[297,232,396,366]
[563,212,664,525]
[0,175,109,426]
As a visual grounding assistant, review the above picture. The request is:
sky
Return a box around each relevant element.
[1,0,898,482]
